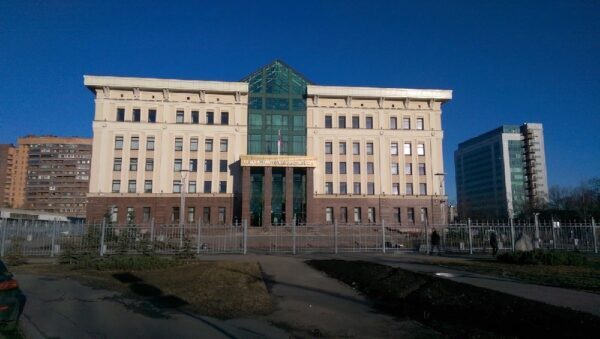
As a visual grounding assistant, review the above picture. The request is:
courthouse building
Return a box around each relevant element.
[85,61,452,226]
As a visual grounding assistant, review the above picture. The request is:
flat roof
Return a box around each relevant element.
[84,75,248,93]
[307,85,452,100]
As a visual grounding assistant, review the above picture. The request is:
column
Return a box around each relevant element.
[285,167,294,225]
[263,166,272,227]
[241,166,251,224]
[306,167,315,224]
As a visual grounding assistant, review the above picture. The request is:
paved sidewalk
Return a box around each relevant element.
[297,252,600,317]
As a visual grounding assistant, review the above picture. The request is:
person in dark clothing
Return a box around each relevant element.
[430,229,441,255]
[490,231,499,255]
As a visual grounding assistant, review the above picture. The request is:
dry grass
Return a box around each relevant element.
[13,261,273,319]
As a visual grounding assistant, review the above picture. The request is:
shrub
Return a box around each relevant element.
[497,250,588,266]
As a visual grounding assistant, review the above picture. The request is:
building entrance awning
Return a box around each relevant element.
[240,155,317,168]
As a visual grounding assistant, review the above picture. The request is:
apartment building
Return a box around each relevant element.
[85,60,452,226]
[454,123,548,219]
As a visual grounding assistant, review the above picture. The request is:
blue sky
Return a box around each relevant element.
[1,0,598,201]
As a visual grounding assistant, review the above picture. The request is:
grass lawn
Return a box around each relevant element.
[12,260,273,319]
[435,256,600,293]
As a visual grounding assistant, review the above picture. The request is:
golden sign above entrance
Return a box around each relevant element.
[240,155,317,168]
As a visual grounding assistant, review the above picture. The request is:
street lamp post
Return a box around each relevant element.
[179,169,189,248]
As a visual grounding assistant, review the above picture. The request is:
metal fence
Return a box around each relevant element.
[0,217,597,257]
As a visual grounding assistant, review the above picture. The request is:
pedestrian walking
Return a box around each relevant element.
[430,229,441,255]
[490,231,499,255]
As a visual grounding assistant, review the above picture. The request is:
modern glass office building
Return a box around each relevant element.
[455,124,548,219]
[85,61,453,226]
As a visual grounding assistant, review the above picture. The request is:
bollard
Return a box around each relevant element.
[243,219,248,255]
[468,218,473,255]
[592,218,598,254]
[334,220,338,254]
[382,220,386,253]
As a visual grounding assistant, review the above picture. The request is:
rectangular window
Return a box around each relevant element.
[144,180,152,193]
[419,163,426,175]
[111,207,118,223]
[339,162,347,174]
[367,162,374,174]
[218,207,226,224]
[203,207,211,224]
[219,160,227,172]
[116,108,125,122]
[128,180,137,193]
[340,207,348,223]
[205,160,213,172]
[338,116,346,128]
[325,115,332,128]
[353,182,361,195]
[172,207,180,223]
[220,139,228,152]
[175,138,183,151]
[129,158,138,171]
[339,142,346,155]
[403,117,411,129]
[143,207,151,222]
[189,159,198,172]
[145,159,154,171]
[419,183,427,195]
[404,143,412,155]
[113,158,122,171]
[354,207,361,223]
[421,208,428,223]
[390,117,397,129]
[133,108,141,122]
[131,136,139,150]
[352,116,360,129]
[221,112,229,125]
[148,109,156,123]
[189,181,197,193]
[353,162,361,174]
[368,207,375,223]
[391,163,399,175]
[192,111,199,124]
[325,162,333,174]
[204,181,212,193]
[173,180,181,193]
[406,183,413,195]
[417,143,425,156]
[366,142,374,155]
[367,182,375,195]
[206,111,214,125]
[190,138,198,151]
[205,139,213,152]
[394,208,401,223]
[366,116,373,129]
[174,159,182,172]
[405,163,412,175]
[352,142,360,155]
[340,182,347,194]
[325,142,332,154]
[392,183,400,195]
[146,136,155,150]
[188,207,195,223]
[417,118,424,130]
[176,110,184,123]
[408,208,415,224]
[325,207,334,224]
[391,143,398,155]
[112,180,121,193]
[115,136,124,150]
[325,182,333,194]
[219,181,227,193]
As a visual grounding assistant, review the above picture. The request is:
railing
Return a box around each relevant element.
[0,217,597,257]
